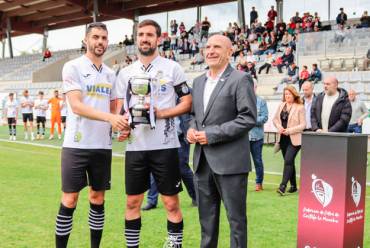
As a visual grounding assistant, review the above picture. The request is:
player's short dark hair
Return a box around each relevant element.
[54,90,59,93]
[9,92,14,96]
[39,91,44,95]
[138,19,161,37]
[24,90,28,94]
[86,22,108,36]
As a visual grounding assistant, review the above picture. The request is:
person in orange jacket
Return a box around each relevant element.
[48,90,62,139]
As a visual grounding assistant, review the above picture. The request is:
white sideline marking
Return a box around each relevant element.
[0,139,124,157]
[1,139,369,186]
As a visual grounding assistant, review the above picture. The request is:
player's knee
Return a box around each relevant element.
[89,191,104,205]
[163,198,180,213]
[62,193,79,208]
[126,197,142,211]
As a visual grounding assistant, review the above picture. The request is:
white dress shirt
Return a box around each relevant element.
[203,67,227,112]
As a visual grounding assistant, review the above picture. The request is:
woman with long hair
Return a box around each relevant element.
[273,85,306,195]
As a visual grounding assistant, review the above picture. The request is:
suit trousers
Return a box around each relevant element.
[194,152,248,248]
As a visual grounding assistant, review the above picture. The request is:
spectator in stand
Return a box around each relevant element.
[278,62,299,87]
[308,63,322,83]
[170,20,178,35]
[243,40,251,53]
[267,5,277,23]
[201,17,211,39]
[336,8,347,25]
[236,51,247,67]
[311,76,352,132]
[246,50,256,64]
[287,18,297,35]
[233,22,241,34]
[250,7,258,26]
[226,22,234,40]
[233,41,243,61]
[236,63,245,71]
[273,85,306,196]
[254,39,267,56]
[168,50,177,61]
[180,38,190,54]
[277,47,294,73]
[170,35,177,51]
[302,12,314,32]
[190,49,204,67]
[276,22,287,41]
[334,24,346,43]
[254,22,266,35]
[246,62,258,80]
[248,30,257,42]
[189,39,198,58]
[292,12,302,24]
[264,17,274,32]
[42,48,52,62]
[298,65,310,90]
[314,12,322,29]
[129,34,134,45]
[123,35,130,46]
[162,37,171,51]
[264,32,277,54]
[179,22,186,34]
[359,11,370,28]
[347,89,368,133]
[363,48,370,70]
[281,31,292,47]
[258,53,274,74]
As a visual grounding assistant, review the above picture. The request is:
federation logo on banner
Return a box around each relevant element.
[311,174,333,208]
[351,177,362,207]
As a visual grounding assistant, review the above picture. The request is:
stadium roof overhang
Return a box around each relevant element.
[0,0,235,39]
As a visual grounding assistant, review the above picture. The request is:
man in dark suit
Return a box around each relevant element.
[187,34,257,248]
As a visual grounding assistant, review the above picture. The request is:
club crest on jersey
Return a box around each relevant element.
[86,83,112,98]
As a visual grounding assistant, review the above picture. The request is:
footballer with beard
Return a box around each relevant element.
[54,22,128,248]
[115,19,192,248]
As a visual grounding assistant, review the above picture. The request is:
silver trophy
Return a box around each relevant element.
[127,73,156,129]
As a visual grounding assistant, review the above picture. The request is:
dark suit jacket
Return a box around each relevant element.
[189,64,257,175]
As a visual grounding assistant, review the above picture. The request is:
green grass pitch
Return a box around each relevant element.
[0,126,369,247]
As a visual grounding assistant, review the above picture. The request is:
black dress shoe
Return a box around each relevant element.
[276,185,286,196]
[141,203,156,211]
[287,186,298,193]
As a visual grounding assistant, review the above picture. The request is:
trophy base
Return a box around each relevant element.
[132,116,150,124]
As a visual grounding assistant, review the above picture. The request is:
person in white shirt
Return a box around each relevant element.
[54,22,127,248]
[301,81,316,131]
[3,92,18,141]
[34,91,49,139]
[20,90,35,140]
[115,19,192,248]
